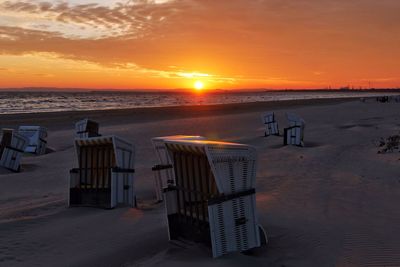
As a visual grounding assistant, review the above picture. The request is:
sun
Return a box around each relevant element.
[194,80,204,91]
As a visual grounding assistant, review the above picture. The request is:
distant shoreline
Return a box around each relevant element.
[0,90,399,117]
[0,97,363,130]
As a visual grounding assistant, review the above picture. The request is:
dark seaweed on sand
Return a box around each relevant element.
[377,133,400,153]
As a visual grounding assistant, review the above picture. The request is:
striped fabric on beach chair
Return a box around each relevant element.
[261,112,279,136]
[69,135,135,209]
[161,139,267,258]
[18,126,47,155]
[151,135,206,202]
[0,129,28,172]
[284,113,305,146]
[75,119,100,139]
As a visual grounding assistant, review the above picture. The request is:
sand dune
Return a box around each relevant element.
[0,98,399,266]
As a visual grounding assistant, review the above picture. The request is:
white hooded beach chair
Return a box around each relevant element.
[0,129,28,172]
[18,126,47,155]
[261,112,279,136]
[152,135,206,202]
[75,119,100,139]
[284,113,305,146]
[69,135,135,209]
[162,139,267,258]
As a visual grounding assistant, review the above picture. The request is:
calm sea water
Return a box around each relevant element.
[0,90,397,114]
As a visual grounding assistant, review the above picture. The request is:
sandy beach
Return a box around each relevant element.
[1,97,399,267]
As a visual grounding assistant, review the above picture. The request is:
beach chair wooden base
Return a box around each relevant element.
[284,126,304,147]
[264,122,279,137]
[69,188,112,208]
[167,213,212,244]
[69,168,136,209]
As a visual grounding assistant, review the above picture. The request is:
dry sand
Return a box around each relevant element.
[0,98,399,267]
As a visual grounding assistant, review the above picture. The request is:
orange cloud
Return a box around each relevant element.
[0,0,399,89]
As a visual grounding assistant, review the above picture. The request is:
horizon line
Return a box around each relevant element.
[0,87,400,93]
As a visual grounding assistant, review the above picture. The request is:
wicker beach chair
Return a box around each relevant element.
[152,135,206,202]
[18,126,47,155]
[69,135,135,208]
[283,113,305,146]
[0,129,28,172]
[161,139,267,258]
[75,119,100,139]
[261,112,279,136]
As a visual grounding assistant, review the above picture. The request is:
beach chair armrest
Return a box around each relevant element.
[111,167,135,173]
[152,164,173,171]
[163,185,178,193]
[70,168,80,174]
[284,125,301,131]
[5,145,24,153]
[39,138,47,144]
[208,188,256,205]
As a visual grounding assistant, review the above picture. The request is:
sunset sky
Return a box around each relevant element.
[0,0,399,90]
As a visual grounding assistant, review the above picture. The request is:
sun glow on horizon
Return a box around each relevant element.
[194,80,204,91]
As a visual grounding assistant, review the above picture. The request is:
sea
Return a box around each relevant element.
[0,90,398,115]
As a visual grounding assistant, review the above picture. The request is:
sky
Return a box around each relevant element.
[0,0,399,90]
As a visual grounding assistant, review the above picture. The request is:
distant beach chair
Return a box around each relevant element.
[261,112,279,136]
[161,138,267,258]
[75,119,100,139]
[69,135,135,208]
[151,135,206,202]
[376,96,389,103]
[18,126,47,155]
[0,129,28,172]
[284,113,305,147]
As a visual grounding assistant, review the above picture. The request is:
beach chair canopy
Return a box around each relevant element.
[261,112,275,124]
[162,139,266,258]
[153,135,206,166]
[74,136,134,169]
[164,139,257,194]
[75,119,100,138]
[69,135,135,208]
[18,126,47,154]
[286,112,305,127]
[261,112,279,136]
[0,129,28,171]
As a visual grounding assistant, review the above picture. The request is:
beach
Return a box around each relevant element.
[1,97,400,267]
